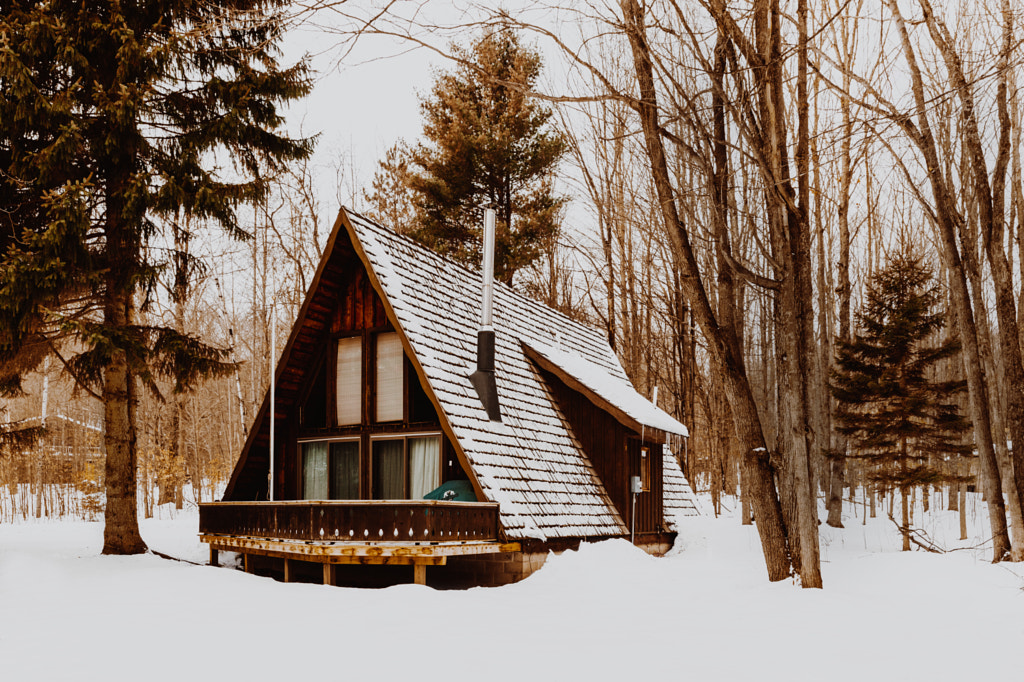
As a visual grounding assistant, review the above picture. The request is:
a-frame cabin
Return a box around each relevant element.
[200,208,697,587]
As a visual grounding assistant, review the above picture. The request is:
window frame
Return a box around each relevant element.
[373,331,405,423]
[298,436,361,500]
[334,335,363,427]
[369,431,442,500]
[640,445,651,493]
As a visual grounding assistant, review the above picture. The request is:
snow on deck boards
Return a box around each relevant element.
[201,534,520,563]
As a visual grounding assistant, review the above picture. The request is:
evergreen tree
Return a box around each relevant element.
[0,1,312,553]
[831,252,972,550]
[364,142,417,236]
[400,27,566,284]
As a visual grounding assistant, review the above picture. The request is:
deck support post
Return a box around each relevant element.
[243,553,252,574]
[323,563,334,586]
[283,558,293,583]
[413,563,427,586]
[209,547,219,567]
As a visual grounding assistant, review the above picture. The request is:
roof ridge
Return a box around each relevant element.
[343,206,610,354]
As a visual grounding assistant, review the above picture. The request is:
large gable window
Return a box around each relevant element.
[375,332,403,422]
[336,337,361,425]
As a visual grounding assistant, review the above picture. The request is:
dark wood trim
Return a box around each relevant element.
[295,349,325,429]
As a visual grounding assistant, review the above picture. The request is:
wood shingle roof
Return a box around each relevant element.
[345,209,697,539]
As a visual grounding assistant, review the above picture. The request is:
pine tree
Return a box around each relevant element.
[399,27,566,284]
[0,1,312,553]
[831,252,972,551]
[364,143,417,236]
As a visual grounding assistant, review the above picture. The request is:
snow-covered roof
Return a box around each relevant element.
[662,450,699,529]
[12,413,103,433]
[522,340,689,437]
[345,209,697,540]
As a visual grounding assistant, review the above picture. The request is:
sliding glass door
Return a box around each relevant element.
[302,439,359,500]
[371,434,441,500]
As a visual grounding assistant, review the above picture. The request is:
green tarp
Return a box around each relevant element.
[423,479,477,502]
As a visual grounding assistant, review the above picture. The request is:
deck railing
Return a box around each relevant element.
[199,500,500,544]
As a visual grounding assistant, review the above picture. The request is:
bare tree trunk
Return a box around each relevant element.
[901,486,910,551]
[621,0,793,581]
[827,4,857,528]
[921,0,1024,560]
[754,0,822,587]
[884,0,1011,561]
[959,483,967,540]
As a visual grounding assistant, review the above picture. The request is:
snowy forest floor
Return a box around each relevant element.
[2,494,1022,681]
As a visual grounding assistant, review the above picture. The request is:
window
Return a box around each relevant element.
[375,332,403,422]
[330,441,360,500]
[408,436,440,499]
[371,434,441,499]
[336,337,361,425]
[302,442,329,499]
[302,439,359,499]
[640,446,651,493]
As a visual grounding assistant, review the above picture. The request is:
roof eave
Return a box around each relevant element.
[522,342,677,441]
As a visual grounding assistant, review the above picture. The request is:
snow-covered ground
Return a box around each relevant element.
[2,495,1021,682]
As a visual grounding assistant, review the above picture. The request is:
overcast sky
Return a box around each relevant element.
[279,23,441,219]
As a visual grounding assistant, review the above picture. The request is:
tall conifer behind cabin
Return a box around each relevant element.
[0,1,312,553]
[367,27,566,285]
[831,252,972,551]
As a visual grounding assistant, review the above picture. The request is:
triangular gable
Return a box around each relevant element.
[224,210,487,505]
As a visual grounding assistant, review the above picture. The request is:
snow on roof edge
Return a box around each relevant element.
[523,339,689,437]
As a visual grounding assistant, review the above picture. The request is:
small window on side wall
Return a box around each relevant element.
[336,337,361,425]
[640,446,651,493]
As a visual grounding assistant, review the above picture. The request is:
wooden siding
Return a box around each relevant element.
[542,368,665,534]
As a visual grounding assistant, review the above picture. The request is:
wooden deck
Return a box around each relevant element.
[199,500,517,585]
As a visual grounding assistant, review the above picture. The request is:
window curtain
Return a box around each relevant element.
[409,436,440,499]
[302,442,328,499]
[372,440,405,499]
[336,337,361,425]
[376,332,403,422]
[330,441,359,500]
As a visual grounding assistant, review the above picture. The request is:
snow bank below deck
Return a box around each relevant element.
[1,500,1021,681]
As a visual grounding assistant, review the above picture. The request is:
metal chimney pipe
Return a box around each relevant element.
[470,207,501,422]
[481,208,495,330]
